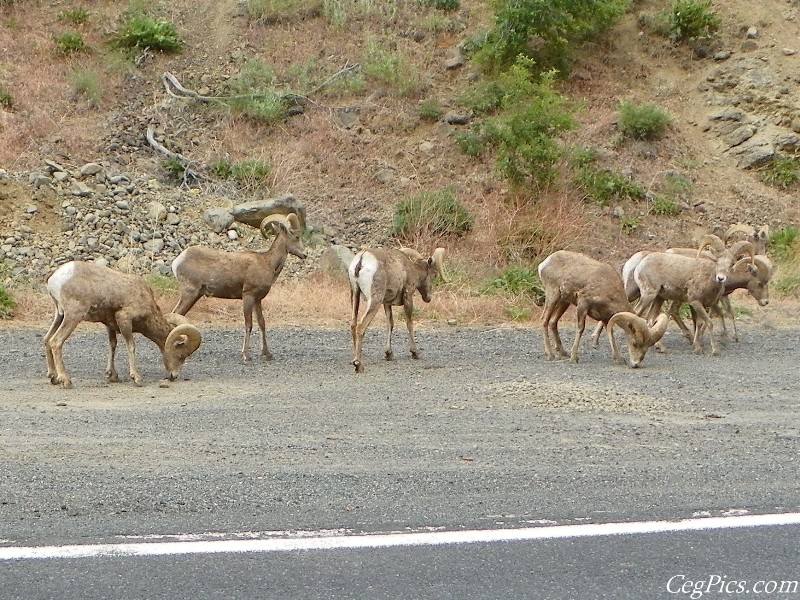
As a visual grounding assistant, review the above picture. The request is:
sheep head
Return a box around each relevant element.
[405,247,446,303]
[260,213,307,260]
[734,255,773,307]
[163,322,202,380]
[606,311,669,368]
[697,234,726,257]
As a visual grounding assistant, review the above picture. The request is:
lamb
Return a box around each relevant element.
[348,246,446,373]
[43,261,202,389]
[171,213,306,362]
[538,250,669,368]
[632,236,755,355]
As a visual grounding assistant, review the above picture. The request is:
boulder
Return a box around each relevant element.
[231,193,307,230]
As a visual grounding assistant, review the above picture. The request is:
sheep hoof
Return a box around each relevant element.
[261,352,274,361]
[242,354,251,363]
[49,374,60,385]
[384,351,394,361]
[131,376,143,387]
[61,378,73,390]
[106,371,119,383]
[410,351,420,360]
[353,360,364,373]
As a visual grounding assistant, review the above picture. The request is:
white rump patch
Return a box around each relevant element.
[350,251,379,297]
[46,262,76,308]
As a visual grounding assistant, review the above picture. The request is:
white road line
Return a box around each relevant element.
[2,512,799,561]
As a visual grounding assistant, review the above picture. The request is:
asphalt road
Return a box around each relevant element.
[0,321,798,598]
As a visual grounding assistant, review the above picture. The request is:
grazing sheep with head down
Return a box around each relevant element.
[44,261,202,389]
[348,246,446,373]
[538,250,668,368]
[171,213,306,362]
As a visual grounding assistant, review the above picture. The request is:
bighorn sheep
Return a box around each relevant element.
[538,250,669,368]
[632,235,755,355]
[725,223,770,255]
[171,213,306,362]
[44,261,202,389]
[348,246,446,373]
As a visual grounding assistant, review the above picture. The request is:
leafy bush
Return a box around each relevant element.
[621,216,639,234]
[453,126,490,158]
[770,227,799,261]
[459,58,576,188]
[666,0,720,42]
[760,156,800,190]
[618,100,672,140]
[418,0,459,11]
[487,264,545,305]
[475,0,628,71]
[58,8,90,25]
[393,188,473,238]
[419,98,444,121]
[108,13,183,53]
[162,157,186,180]
[575,168,645,206]
[0,284,16,319]
[210,158,271,189]
[54,32,88,54]
[0,86,13,109]
[456,81,505,115]
[226,60,289,125]
[649,195,680,216]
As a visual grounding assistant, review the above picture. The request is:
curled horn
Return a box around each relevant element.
[260,213,292,240]
[729,240,755,263]
[697,234,726,257]
[608,311,669,346]
[166,323,202,355]
[165,312,191,328]
[430,247,448,283]
[725,223,755,242]
[399,246,424,261]
[750,255,773,279]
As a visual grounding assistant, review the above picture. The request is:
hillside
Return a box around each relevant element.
[1,0,799,324]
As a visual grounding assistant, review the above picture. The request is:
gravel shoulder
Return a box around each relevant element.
[0,321,798,547]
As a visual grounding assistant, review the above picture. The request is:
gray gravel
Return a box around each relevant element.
[0,321,798,547]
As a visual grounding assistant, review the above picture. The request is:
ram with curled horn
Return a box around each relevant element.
[537,250,668,368]
[726,223,770,255]
[171,212,307,362]
[44,261,203,389]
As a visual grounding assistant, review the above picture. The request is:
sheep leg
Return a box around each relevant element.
[667,301,694,341]
[105,326,120,383]
[253,301,273,360]
[172,289,202,315]
[116,317,142,385]
[403,302,419,359]
[541,299,569,360]
[43,309,64,384]
[688,301,716,355]
[606,320,626,365]
[718,297,737,341]
[549,303,570,358]
[241,296,256,362]
[352,297,382,373]
[569,304,588,363]
[383,304,395,361]
[47,310,86,389]
[590,320,604,348]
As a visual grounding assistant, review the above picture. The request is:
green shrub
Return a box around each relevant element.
[419,98,444,121]
[418,0,459,10]
[393,188,473,238]
[0,86,12,109]
[210,158,271,189]
[453,127,489,158]
[649,195,680,216]
[774,275,800,296]
[58,7,90,25]
[475,0,628,71]
[760,156,800,190]
[456,81,505,115]
[662,172,693,199]
[226,60,289,125]
[770,227,799,261]
[575,168,645,206]
[464,58,576,188]
[69,69,102,107]
[108,13,183,53]
[162,157,186,180]
[362,39,421,97]
[54,32,88,54]
[618,100,672,140]
[665,0,720,42]
[621,216,639,234]
[145,274,178,293]
[0,284,16,319]
[487,264,545,304]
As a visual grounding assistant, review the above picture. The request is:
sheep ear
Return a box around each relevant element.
[427,257,434,267]
[173,334,188,347]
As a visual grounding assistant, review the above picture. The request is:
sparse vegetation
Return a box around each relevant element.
[246,0,318,22]
[108,12,183,54]
[0,284,16,319]
[225,59,289,125]
[649,195,680,216]
[54,32,88,54]
[760,156,800,189]
[487,264,545,305]
[0,86,12,109]
[621,216,639,234]
[210,158,272,189]
[770,227,799,261]
[575,167,646,206]
[665,0,720,42]
[419,98,444,121]
[618,100,672,140]
[58,7,90,25]
[361,38,421,97]
[418,0,459,10]
[393,188,473,238]
[69,69,102,107]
